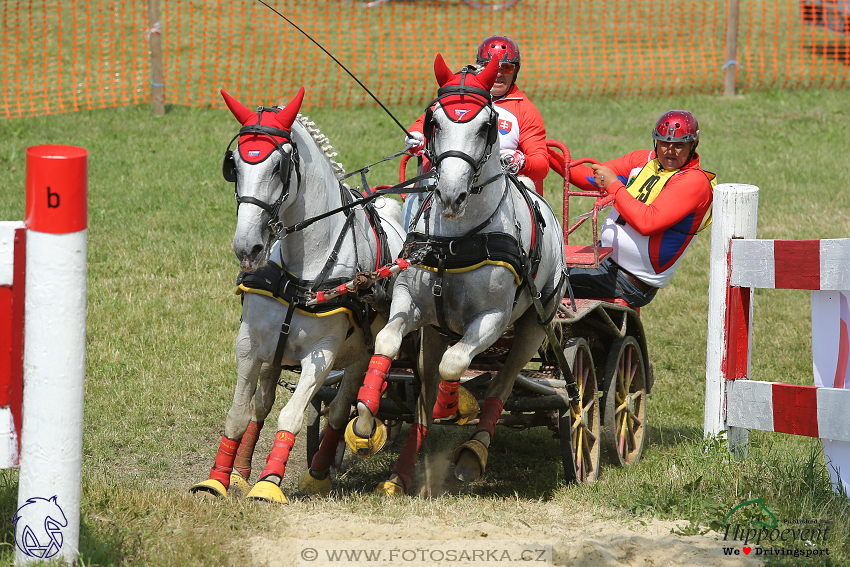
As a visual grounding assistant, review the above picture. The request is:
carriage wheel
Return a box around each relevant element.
[558,338,601,483]
[602,336,647,467]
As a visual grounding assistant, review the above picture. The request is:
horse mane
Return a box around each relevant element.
[294,113,346,179]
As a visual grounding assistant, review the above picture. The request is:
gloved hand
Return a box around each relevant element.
[499,149,526,174]
[404,131,426,156]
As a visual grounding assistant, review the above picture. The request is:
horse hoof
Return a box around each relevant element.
[344,417,387,458]
[229,472,251,497]
[299,470,333,497]
[189,478,227,498]
[452,439,488,482]
[455,386,480,425]
[374,479,406,496]
[245,480,288,504]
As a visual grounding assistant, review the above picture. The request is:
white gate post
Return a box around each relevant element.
[16,145,87,565]
[704,184,759,455]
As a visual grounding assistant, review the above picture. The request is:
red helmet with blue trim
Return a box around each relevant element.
[476,35,521,69]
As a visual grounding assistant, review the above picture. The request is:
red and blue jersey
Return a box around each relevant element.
[571,150,714,287]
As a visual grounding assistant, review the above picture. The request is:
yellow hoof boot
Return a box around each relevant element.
[299,470,333,497]
[455,386,480,426]
[229,472,250,496]
[344,417,387,458]
[374,479,406,496]
[189,478,227,498]
[245,480,288,504]
[452,438,489,482]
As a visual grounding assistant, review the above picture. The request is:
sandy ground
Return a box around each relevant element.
[247,509,761,567]
[181,427,764,567]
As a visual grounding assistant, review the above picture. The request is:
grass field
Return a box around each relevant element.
[0,87,849,566]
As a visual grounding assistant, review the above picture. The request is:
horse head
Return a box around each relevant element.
[222,87,305,272]
[427,54,501,220]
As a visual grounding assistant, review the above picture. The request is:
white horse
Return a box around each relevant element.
[191,87,405,503]
[339,55,568,494]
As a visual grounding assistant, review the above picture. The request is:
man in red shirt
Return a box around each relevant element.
[402,36,549,227]
[567,110,716,307]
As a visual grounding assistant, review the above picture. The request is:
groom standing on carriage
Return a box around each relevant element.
[402,35,550,226]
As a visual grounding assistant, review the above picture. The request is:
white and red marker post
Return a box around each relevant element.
[705,183,850,495]
[15,145,87,565]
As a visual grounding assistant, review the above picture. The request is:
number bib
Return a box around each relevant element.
[624,158,716,233]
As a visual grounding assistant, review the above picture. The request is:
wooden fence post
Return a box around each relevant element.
[724,0,740,96]
[704,184,759,455]
[147,0,165,115]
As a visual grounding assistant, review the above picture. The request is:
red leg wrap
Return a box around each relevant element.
[310,425,344,474]
[392,424,428,491]
[209,435,240,487]
[234,420,263,480]
[473,397,504,439]
[357,354,392,415]
[433,379,460,419]
[258,430,296,481]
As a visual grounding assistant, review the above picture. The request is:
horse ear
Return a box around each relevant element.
[434,54,455,87]
[475,55,501,92]
[220,89,257,125]
[275,86,305,131]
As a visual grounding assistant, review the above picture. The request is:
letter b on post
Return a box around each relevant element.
[47,187,60,208]
[25,145,87,234]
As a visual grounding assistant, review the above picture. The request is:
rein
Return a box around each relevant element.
[278,170,436,237]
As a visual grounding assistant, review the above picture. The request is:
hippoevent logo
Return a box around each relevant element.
[718,498,832,559]
[13,496,68,559]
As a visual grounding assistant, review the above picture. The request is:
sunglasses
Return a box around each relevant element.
[478,60,516,74]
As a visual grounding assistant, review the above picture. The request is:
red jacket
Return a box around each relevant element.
[570,150,714,286]
[409,83,549,185]
[570,150,713,236]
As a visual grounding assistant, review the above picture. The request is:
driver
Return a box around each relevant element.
[402,35,549,227]
[566,110,716,308]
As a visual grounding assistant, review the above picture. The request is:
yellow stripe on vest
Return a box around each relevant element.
[235,284,358,328]
[625,159,717,233]
[412,260,523,285]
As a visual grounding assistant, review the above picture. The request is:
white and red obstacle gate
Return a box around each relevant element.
[705,184,850,495]
[1,146,88,564]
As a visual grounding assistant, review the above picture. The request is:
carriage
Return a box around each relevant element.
[192,61,656,501]
[307,140,653,485]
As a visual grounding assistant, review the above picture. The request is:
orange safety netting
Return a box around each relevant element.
[2,0,849,119]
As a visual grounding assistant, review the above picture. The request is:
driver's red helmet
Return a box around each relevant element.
[652,110,699,146]
[476,35,521,68]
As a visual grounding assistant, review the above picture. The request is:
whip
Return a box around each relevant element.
[256,0,412,138]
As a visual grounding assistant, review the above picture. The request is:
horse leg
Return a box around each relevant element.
[299,354,370,497]
[347,304,419,457]
[454,307,547,481]
[246,341,342,504]
[230,362,280,492]
[190,325,265,497]
[375,326,445,496]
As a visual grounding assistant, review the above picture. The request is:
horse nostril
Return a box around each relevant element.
[455,193,467,207]
[250,244,264,260]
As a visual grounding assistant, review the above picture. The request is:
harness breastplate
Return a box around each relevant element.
[404,231,526,286]
[236,263,368,329]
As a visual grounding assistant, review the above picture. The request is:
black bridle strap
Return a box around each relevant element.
[281,171,436,236]
[430,149,479,170]
[236,195,276,215]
